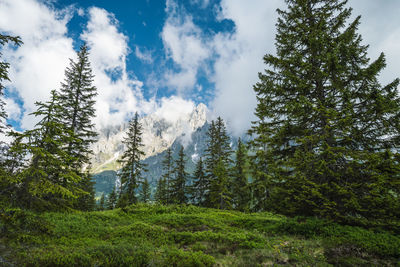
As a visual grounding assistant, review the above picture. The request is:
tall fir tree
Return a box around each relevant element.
[190,157,207,206]
[249,0,400,222]
[170,146,188,204]
[57,44,98,210]
[155,177,168,204]
[98,193,105,211]
[107,186,118,210]
[13,90,81,210]
[231,138,250,211]
[140,178,151,203]
[209,159,232,210]
[117,112,147,207]
[0,34,22,134]
[161,148,173,204]
[204,117,232,208]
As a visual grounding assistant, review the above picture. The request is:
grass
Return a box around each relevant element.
[1,204,399,266]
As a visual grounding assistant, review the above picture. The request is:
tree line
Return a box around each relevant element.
[100,116,252,212]
[1,0,400,226]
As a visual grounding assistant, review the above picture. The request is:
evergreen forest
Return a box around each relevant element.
[0,0,399,265]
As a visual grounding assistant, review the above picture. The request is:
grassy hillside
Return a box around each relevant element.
[1,205,399,266]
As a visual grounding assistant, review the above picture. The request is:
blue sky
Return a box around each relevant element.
[1,0,400,137]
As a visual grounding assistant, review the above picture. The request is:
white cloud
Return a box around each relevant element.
[153,95,195,124]
[81,7,146,129]
[209,0,283,136]
[4,98,21,121]
[190,0,210,9]
[0,0,76,129]
[161,0,211,94]
[134,45,153,63]
[350,0,400,85]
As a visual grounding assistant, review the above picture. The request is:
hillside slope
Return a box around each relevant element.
[1,205,399,266]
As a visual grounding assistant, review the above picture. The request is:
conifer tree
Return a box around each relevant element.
[57,43,98,209]
[14,90,81,210]
[231,138,250,211]
[140,178,151,203]
[190,157,207,206]
[117,112,147,207]
[107,186,118,209]
[161,148,173,204]
[0,34,22,134]
[155,177,168,205]
[98,193,105,211]
[250,0,400,221]
[209,159,232,209]
[170,146,188,204]
[204,117,232,208]
[0,136,27,206]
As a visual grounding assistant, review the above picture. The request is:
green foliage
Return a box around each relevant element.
[203,118,233,209]
[0,34,22,133]
[155,176,168,204]
[140,178,151,203]
[231,138,250,211]
[170,146,188,204]
[2,205,398,266]
[190,157,207,205]
[7,91,83,211]
[249,0,400,222]
[107,186,118,210]
[161,148,173,204]
[117,112,147,207]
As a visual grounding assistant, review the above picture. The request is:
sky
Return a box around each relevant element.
[1,0,400,138]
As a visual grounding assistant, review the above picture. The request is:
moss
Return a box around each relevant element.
[1,204,399,266]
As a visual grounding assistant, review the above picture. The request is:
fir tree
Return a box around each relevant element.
[107,186,118,210]
[117,112,147,207]
[57,44,98,210]
[98,193,105,211]
[204,117,232,208]
[231,138,250,211]
[140,178,151,203]
[250,0,400,221]
[170,146,188,204]
[209,159,232,210]
[155,177,168,205]
[190,157,207,206]
[161,148,173,204]
[0,34,22,134]
[14,90,81,210]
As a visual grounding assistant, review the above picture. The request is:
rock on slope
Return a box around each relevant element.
[90,103,207,173]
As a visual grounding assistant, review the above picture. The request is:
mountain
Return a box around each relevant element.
[92,103,208,197]
[90,103,208,174]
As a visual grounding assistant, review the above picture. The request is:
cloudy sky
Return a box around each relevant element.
[1,0,400,137]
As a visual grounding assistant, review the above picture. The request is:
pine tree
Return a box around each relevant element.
[170,146,188,204]
[117,112,147,207]
[209,159,232,210]
[0,34,22,134]
[0,135,27,206]
[98,193,105,211]
[231,138,250,211]
[75,169,96,211]
[155,177,168,204]
[249,0,400,221]
[57,44,98,210]
[140,178,151,203]
[190,157,207,206]
[204,117,232,208]
[107,186,118,209]
[14,90,81,210]
[161,148,173,204]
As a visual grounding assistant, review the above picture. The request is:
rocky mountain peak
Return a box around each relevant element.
[90,103,208,173]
